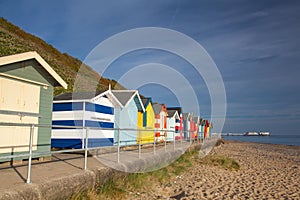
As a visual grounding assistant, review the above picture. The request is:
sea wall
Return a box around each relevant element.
[0,143,203,200]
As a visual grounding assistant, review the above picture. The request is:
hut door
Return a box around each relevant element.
[0,77,40,153]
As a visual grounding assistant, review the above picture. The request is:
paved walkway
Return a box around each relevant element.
[0,141,195,196]
[0,153,102,192]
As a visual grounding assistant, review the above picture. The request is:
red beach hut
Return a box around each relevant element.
[153,103,168,142]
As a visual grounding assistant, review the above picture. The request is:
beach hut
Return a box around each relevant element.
[189,114,196,140]
[206,120,211,138]
[111,90,144,146]
[51,90,117,148]
[203,119,207,139]
[179,113,183,140]
[192,116,200,139]
[203,119,210,139]
[167,107,183,140]
[166,109,180,141]
[201,119,207,139]
[182,113,192,139]
[137,97,155,144]
[0,52,67,161]
[198,118,204,139]
[153,103,168,142]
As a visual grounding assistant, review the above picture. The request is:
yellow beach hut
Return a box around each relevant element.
[137,97,155,144]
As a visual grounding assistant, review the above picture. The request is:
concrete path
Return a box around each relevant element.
[0,141,197,199]
[0,153,102,192]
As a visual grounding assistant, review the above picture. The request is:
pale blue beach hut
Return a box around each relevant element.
[111,90,145,146]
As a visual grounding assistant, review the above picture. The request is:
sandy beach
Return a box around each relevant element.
[125,141,300,200]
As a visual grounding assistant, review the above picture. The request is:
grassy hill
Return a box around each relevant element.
[0,17,124,95]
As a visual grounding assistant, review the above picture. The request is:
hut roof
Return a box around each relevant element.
[153,103,162,115]
[167,107,182,115]
[54,91,104,101]
[167,110,176,117]
[0,51,67,89]
[111,90,145,112]
[111,90,135,106]
[141,97,152,108]
[167,109,180,119]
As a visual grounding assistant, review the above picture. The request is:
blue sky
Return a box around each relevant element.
[1,0,300,134]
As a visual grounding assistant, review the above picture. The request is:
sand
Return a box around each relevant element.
[126,141,300,200]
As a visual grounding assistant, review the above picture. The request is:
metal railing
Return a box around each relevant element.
[0,122,219,184]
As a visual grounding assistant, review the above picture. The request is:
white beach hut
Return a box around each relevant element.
[51,90,117,148]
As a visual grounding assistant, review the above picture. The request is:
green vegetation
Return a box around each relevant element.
[199,154,240,170]
[71,149,240,200]
[92,151,198,199]
[70,150,197,200]
[0,17,125,95]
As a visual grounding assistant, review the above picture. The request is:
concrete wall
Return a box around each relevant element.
[0,143,204,200]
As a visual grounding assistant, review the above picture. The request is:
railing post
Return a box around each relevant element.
[181,131,183,148]
[173,130,175,151]
[164,131,167,152]
[26,124,34,184]
[138,129,141,159]
[117,128,120,163]
[190,130,192,145]
[84,127,89,170]
[153,130,156,155]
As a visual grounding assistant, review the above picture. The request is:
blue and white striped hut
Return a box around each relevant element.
[51,90,117,148]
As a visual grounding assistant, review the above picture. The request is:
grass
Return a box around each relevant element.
[70,150,198,199]
[93,151,198,199]
[199,154,240,170]
[71,149,240,199]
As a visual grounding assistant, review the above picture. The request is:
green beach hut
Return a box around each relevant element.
[0,51,67,162]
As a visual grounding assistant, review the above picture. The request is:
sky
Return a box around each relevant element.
[1,0,300,134]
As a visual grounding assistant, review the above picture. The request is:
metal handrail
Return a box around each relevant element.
[0,122,216,184]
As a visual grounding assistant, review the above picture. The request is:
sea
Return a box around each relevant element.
[222,134,300,146]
